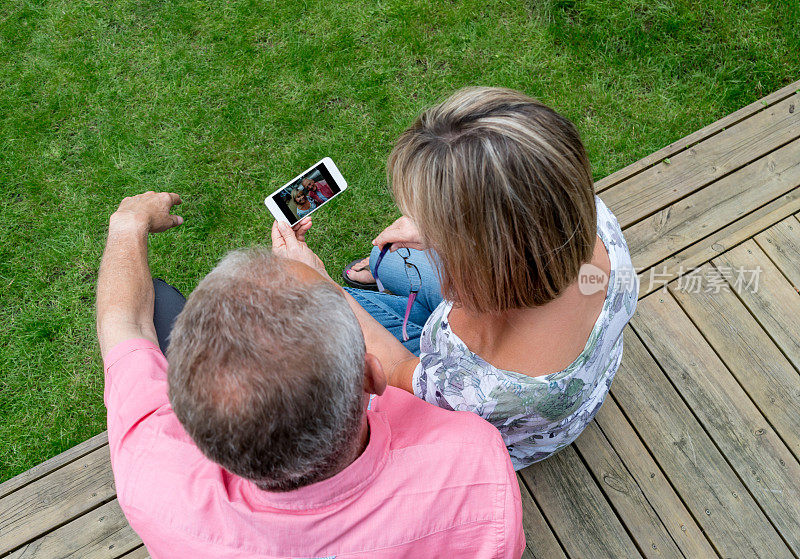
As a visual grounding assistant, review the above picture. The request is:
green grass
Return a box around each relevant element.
[1,0,798,482]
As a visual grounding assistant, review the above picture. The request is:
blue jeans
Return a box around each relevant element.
[345,247,443,356]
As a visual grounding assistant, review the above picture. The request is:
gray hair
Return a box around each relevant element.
[167,248,366,491]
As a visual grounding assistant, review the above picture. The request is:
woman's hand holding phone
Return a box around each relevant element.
[372,216,426,252]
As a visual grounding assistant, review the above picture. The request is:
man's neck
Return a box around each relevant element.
[255,418,371,493]
[341,417,370,472]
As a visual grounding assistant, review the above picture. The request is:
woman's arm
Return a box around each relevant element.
[341,291,419,393]
[372,216,426,252]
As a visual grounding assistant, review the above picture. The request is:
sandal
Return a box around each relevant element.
[342,259,379,291]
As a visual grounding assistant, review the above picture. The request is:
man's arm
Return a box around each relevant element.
[270,219,419,392]
[96,192,183,359]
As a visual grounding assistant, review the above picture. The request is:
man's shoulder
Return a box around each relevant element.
[372,386,507,457]
[368,387,517,540]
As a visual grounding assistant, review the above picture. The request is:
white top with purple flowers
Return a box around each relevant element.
[412,196,639,470]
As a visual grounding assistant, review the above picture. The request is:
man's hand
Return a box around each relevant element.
[271,218,332,281]
[97,191,184,358]
[110,191,184,233]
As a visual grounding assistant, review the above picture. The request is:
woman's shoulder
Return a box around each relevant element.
[595,196,625,250]
[595,196,638,297]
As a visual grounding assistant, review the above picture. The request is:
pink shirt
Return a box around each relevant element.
[314,180,334,199]
[104,339,525,559]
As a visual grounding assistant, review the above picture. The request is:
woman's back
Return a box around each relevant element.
[413,197,638,469]
[448,231,611,378]
[340,87,639,469]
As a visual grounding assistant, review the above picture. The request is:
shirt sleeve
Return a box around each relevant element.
[103,339,173,479]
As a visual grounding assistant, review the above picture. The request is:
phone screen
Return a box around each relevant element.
[271,161,343,225]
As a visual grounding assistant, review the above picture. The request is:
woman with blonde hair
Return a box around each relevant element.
[292,189,316,219]
[285,87,638,469]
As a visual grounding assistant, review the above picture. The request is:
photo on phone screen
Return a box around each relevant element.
[270,161,343,225]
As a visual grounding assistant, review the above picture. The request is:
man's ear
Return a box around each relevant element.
[363,353,387,396]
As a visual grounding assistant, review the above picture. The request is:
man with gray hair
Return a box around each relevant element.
[97,191,524,558]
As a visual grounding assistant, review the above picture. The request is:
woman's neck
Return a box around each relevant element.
[447,234,610,377]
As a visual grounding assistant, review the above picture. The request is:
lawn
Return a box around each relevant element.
[1,0,798,483]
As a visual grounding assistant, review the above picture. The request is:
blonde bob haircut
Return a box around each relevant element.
[388,86,596,314]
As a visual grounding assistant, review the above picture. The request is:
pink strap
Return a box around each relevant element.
[402,291,417,342]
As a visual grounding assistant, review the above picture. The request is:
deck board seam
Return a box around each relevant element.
[0,493,119,559]
[516,470,571,559]
[571,432,656,559]
[615,131,800,232]
[595,81,800,194]
[628,318,800,558]
[667,275,800,466]
[605,391,723,559]
[588,415,694,559]
[635,185,800,300]
[117,544,147,559]
[753,234,800,304]
[0,440,111,501]
[708,259,800,379]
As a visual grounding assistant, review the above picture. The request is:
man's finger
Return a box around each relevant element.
[276,221,301,249]
[168,193,182,206]
[293,217,311,231]
[271,221,285,248]
[149,214,183,233]
[294,219,312,243]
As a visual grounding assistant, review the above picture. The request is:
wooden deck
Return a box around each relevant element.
[2,80,799,559]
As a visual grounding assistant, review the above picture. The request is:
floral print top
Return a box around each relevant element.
[412,197,639,470]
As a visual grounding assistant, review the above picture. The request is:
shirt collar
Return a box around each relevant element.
[246,410,390,511]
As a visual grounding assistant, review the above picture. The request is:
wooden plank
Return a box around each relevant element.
[624,136,800,272]
[600,92,800,226]
[6,500,142,559]
[635,187,800,299]
[611,329,791,558]
[755,216,800,290]
[117,546,149,559]
[520,547,535,559]
[573,421,685,558]
[519,446,643,559]
[713,240,800,371]
[0,446,116,555]
[594,397,717,558]
[595,79,800,193]
[670,269,800,459]
[517,474,567,559]
[0,432,108,500]
[633,294,800,553]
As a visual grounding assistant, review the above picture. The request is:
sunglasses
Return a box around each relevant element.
[373,243,422,342]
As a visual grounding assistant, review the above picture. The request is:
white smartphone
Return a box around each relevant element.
[264,157,348,225]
